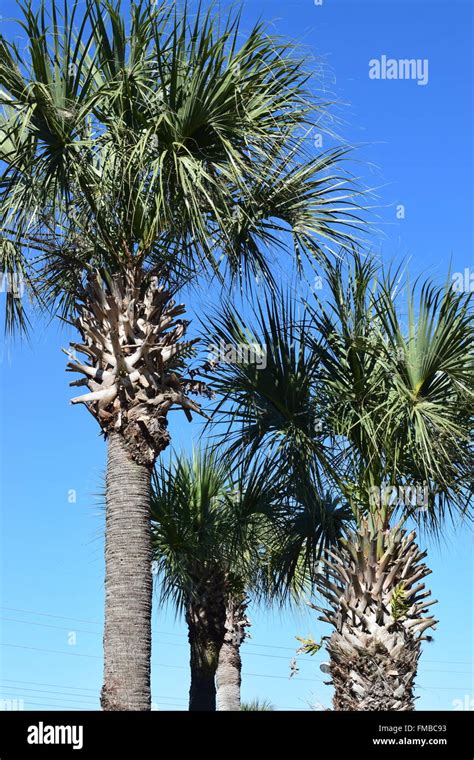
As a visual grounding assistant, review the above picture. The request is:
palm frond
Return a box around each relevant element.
[0,0,366,331]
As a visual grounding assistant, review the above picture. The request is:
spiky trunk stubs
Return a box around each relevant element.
[66,270,204,467]
[315,519,437,711]
[101,432,152,710]
[66,270,209,711]
[216,593,250,711]
[186,571,227,711]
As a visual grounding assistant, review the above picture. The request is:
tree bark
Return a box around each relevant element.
[314,518,437,711]
[66,271,206,711]
[328,623,422,711]
[186,581,226,711]
[216,594,250,711]
[216,636,241,711]
[186,615,221,711]
[187,635,219,712]
[101,432,153,710]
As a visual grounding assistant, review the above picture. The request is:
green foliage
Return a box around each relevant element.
[391,582,409,622]
[203,292,353,595]
[205,251,473,547]
[204,292,323,472]
[241,698,275,711]
[0,0,365,331]
[150,448,282,610]
[295,636,322,655]
[310,254,473,529]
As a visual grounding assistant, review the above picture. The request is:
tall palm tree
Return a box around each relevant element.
[151,449,279,711]
[205,252,473,710]
[0,0,365,709]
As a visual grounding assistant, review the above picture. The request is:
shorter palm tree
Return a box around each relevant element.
[204,253,473,710]
[151,449,278,711]
[306,256,473,709]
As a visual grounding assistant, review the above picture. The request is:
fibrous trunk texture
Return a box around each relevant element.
[216,593,250,711]
[101,432,153,710]
[66,269,208,466]
[314,517,437,711]
[186,571,227,711]
[66,269,210,710]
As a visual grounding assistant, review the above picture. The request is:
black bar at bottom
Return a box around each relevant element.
[0,710,472,757]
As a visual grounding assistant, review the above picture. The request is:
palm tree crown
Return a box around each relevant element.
[0,0,364,332]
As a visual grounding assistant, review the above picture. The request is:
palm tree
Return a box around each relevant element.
[307,255,473,709]
[150,449,278,711]
[215,587,251,711]
[0,0,365,709]
[205,252,473,710]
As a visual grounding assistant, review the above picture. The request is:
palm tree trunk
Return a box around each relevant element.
[185,575,226,711]
[216,635,241,711]
[187,634,218,710]
[66,271,205,710]
[329,626,421,711]
[100,432,152,710]
[186,610,222,711]
[216,594,250,711]
[314,518,437,711]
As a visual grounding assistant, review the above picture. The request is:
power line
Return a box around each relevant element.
[1,617,472,674]
[0,678,97,693]
[0,684,97,703]
[0,682,308,711]
[4,676,467,709]
[0,642,321,681]
[1,643,472,690]
[2,606,472,672]
[0,606,101,626]
[0,695,90,710]
[415,685,474,691]
[1,642,101,659]
[0,641,322,682]
[0,617,309,661]
[3,606,474,664]
[0,678,188,703]
[0,689,187,715]
[3,686,96,707]
[0,701,89,711]
[0,616,101,636]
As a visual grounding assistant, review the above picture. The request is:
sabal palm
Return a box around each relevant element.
[0,0,364,709]
[311,257,472,709]
[206,252,473,710]
[151,449,279,711]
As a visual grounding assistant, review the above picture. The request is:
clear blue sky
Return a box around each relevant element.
[0,0,473,711]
